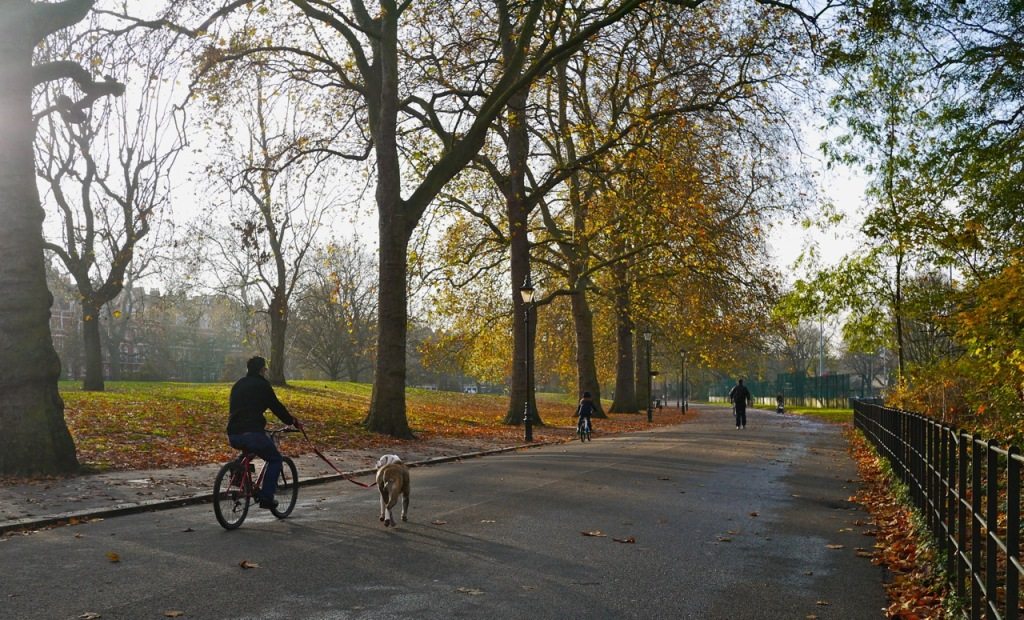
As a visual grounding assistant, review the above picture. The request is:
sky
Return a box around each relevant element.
[768,166,867,280]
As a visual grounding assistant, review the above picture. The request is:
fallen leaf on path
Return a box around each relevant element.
[79,614,102,620]
[105,552,120,563]
[749,512,759,517]
[182,528,194,533]
[581,530,606,537]
[717,537,732,543]
[816,601,831,606]
[480,519,496,523]
[456,587,484,596]
[239,560,260,569]
[163,612,185,618]
[431,520,447,525]
[825,544,844,549]
[658,476,671,481]
[613,536,636,544]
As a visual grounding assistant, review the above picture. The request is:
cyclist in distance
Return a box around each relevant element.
[226,356,302,509]
[576,391,596,436]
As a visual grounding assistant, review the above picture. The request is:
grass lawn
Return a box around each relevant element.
[58,381,687,471]
[762,405,854,424]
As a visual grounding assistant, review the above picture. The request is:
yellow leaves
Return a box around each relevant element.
[105,551,120,563]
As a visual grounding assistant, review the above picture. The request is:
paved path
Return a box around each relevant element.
[0,406,887,618]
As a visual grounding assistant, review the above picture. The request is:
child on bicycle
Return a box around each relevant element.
[576,391,595,436]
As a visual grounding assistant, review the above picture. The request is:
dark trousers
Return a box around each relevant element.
[735,407,747,428]
[228,432,283,499]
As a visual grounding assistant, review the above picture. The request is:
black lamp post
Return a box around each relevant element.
[643,329,653,422]
[680,348,687,413]
[520,275,535,442]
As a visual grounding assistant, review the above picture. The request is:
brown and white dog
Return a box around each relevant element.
[375,454,410,527]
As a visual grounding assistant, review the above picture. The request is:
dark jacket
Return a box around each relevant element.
[226,372,295,435]
[577,398,596,418]
[729,384,752,409]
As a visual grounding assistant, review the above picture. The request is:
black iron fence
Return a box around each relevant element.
[853,400,1023,620]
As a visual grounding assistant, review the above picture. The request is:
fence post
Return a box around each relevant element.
[972,437,983,620]
[943,424,955,580]
[1008,445,1020,620]
[985,439,998,620]
[959,432,969,608]
[929,420,938,537]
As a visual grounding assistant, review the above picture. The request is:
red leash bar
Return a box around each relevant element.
[299,427,375,488]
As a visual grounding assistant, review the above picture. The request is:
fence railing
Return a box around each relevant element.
[853,400,1023,620]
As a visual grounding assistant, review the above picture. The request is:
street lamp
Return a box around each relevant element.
[680,348,687,413]
[520,274,536,442]
[643,329,653,422]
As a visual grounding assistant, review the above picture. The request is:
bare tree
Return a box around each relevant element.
[292,240,378,381]
[35,26,183,391]
[197,64,335,385]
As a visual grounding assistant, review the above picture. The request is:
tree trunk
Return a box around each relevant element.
[81,300,105,391]
[570,285,606,418]
[894,251,905,382]
[365,209,414,437]
[0,3,79,474]
[610,262,637,412]
[268,293,288,386]
[502,78,541,427]
[553,55,605,417]
[105,339,122,381]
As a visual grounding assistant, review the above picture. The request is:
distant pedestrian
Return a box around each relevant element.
[729,378,753,429]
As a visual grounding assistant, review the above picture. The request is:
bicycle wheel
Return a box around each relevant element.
[269,457,298,519]
[213,461,249,530]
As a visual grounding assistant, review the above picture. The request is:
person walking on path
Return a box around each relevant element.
[729,378,753,429]
[226,356,302,509]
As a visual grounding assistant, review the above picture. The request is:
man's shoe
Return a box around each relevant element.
[258,497,278,510]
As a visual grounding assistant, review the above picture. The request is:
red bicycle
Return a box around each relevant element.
[213,427,300,530]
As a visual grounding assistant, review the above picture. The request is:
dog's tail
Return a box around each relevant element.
[380,479,392,504]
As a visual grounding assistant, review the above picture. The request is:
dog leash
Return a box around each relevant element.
[298,427,376,488]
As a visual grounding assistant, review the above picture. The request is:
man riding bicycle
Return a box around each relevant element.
[226,356,302,509]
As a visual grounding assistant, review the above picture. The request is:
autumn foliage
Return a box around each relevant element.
[847,428,951,619]
[59,380,688,472]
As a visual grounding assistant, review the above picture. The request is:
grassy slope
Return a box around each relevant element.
[59,381,679,471]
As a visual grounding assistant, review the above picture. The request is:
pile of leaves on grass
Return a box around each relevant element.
[59,381,686,472]
[846,428,951,619]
